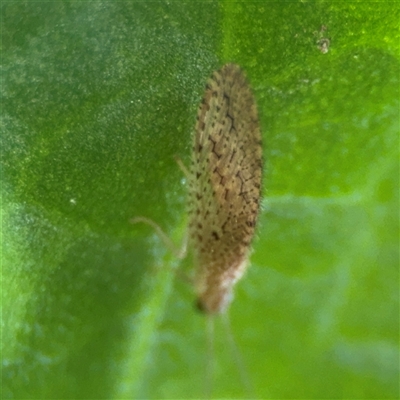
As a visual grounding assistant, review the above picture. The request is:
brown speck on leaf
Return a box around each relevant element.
[315,25,330,54]
[318,38,330,54]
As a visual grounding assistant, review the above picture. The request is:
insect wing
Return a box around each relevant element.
[188,64,262,313]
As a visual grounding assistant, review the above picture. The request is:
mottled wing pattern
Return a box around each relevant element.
[188,63,263,314]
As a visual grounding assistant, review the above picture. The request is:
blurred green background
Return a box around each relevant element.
[1,1,399,399]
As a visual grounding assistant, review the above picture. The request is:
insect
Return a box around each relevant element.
[132,63,263,397]
[189,63,263,314]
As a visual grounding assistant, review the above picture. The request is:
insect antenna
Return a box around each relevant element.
[205,315,215,399]
[221,312,257,399]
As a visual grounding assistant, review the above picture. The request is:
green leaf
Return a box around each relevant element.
[2,2,399,399]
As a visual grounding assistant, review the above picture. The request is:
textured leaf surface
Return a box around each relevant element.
[2,2,399,399]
